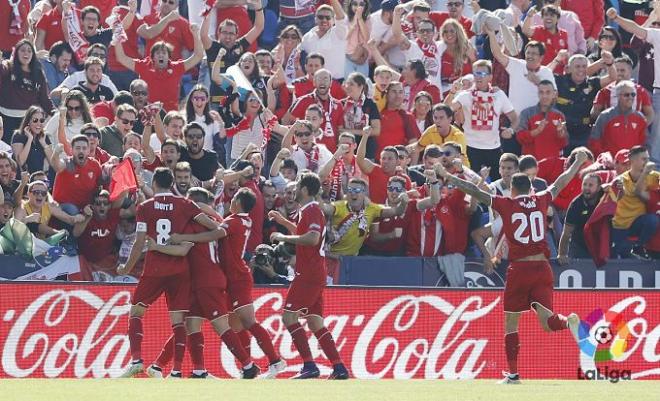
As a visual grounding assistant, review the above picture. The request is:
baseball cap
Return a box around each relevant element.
[381,0,400,12]
[615,149,630,164]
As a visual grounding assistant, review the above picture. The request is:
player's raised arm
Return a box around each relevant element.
[546,150,589,199]
[436,164,493,207]
[270,230,320,247]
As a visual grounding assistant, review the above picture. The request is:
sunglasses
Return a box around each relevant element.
[316,15,332,20]
[67,105,81,111]
[186,134,204,140]
[600,35,616,41]
[620,92,637,98]
[387,185,405,193]
[295,131,313,137]
[474,71,491,77]
[351,1,366,5]
[441,151,454,157]
[281,34,299,40]
[132,90,147,96]
[30,190,47,196]
[247,97,261,103]
[192,96,207,102]
[652,22,660,27]
[121,118,136,126]
[346,187,365,194]
[447,2,464,6]
[31,118,46,123]
[90,53,106,59]
[83,131,100,137]
[94,201,110,206]
[418,28,434,34]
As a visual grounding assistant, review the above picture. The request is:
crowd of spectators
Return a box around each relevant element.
[0,0,658,285]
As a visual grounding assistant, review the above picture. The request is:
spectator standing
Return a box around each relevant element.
[0,0,29,58]
[72,57,115,104]
[437,18,476,95]
[587,26,638,76]
[40,41,74,93]
[560,0,605,52]
[522,5,570,73]
[137,0,194,62]
[344,0,371,78]
[180,122,219,183]
[100,104,138,158]
[291,53,346,100]
[413,103,466,165]
[278,0,320,34]
[105,0,142,91]
[0,39,54,144]
[300,0,348,83]
[394,8,442,89]
[377,82,420,159]
[272,26,304,85]
[341,72,381,159]
[11,106,54,175]
[35,0,68,51]
[590,80,648,158]
[15,179,81,238]
[530,0,586,56]
[448,60,517,180]
[184,84,225,154]
[281,120,333,176]
[411,91,433,134]
[62,4,114,55]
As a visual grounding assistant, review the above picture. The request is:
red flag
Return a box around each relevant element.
[108,159,138,201]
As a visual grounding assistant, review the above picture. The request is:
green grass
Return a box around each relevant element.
[3,379,659,401]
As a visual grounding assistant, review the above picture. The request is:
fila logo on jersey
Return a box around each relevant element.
[91,229,110,238]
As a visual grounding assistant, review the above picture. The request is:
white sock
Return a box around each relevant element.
[192,369,206,375]
[243,362,254,370]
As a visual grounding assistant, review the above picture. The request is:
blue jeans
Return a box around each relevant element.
[650,89,660,163]
[611,213,659,257]
[344,56,369,80]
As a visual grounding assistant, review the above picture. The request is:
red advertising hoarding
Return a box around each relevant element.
[0,283,658,380]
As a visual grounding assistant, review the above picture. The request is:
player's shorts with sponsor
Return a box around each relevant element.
[189,287,230,321]
[227,279,253,310]
[503,260,554,313]
[132,272,191,312]
[284,279,324,316]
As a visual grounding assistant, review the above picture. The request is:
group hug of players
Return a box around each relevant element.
[116,148,589,382]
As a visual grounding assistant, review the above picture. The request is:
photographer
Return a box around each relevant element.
[251,243,295,285]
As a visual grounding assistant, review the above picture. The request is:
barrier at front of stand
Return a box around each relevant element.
[338,257,660,288]
[0,282,658,379]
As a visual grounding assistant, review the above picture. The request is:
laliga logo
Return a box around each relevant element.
[576,308,631,362]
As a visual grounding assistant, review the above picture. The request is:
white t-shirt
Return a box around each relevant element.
[370,10,406,69]
[57,71,118,94]
[301,17,348,80]
[454,88,515,150]
[403,40,444,88]
[645,28,660,88]
[193,114,222,152]
[505,57,556,112]
[291,143,333,176]
[44,112,86,146]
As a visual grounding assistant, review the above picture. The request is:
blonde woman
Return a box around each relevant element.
[438,18,476,95]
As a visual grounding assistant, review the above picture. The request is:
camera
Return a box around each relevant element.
[252,242,296,268]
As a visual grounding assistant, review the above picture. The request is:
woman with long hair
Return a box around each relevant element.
[341,72,381,159]
[0,39,54,144]
[228,91,268,166]
[44,89,93,147]
[184,84,226,166]
[272,25,304,85]
[587,26,638,75]
[438,19,476,95]
[11,106,54,174]
[238,52,268,106]
[345,0,371,78]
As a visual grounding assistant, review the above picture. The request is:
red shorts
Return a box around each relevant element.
[132,272,191,312]
[189,287,229,321]
[227,279,253,310]
[503,260,554,313]
[284,280,324,317]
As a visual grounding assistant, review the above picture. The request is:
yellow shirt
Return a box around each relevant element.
[23,200,52,225]
[374,86,387,112]
[612,170,660,229]
[418,125,470,167]
[330,200,384,256]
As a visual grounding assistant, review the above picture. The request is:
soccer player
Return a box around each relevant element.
[169,187,286,379]
[270,172,349,379]
[144,187,261,379]
[435,151,589,384]
[117,168,222,378]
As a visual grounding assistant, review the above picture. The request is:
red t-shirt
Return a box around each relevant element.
[107,8,143,72]
[404,199,440,257]
[295,201,327,285]
[531,26,569,73]
[219,213,253,283]
[243,180,264,253]
[290,93,344,152]
[141,15,194,61]
[364,212,407,255]
[188,221,227,289]
[367,164,412,204]
[593,82,651,113]
[91,100,114,122]
[36,7,68,50]
[516,109,568,160]
[78,209,121,263]
[52,158,103,208]
[491,192,553,261]
[136,193,202,277]
[437,189,470,254]
[134,58,186,111]
[0,0,30,52]
[440,50,472,86]
[292,77,346,100]
[377,109,420,157]
[429,12,474,38]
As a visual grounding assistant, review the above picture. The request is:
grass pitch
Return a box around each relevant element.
[4,379,659,401]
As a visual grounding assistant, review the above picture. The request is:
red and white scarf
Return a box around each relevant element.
[328,157,356,202]
[64,9,89,62]
[260,115,278,152]
[316,93,339,139]
[8,0,23,35]
[300,144,320,172]
[284,47,299,85]
[343,94,368,129]
[327,203,368,246]
[470,85,497,131]
[419,205,442,256]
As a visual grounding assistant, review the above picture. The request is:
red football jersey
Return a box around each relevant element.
[492,192,553,261]
[136,193,202,277]
[78,209,121,263]
[295,202,327,285]
[187,221,227,290]
[219,213,253,283]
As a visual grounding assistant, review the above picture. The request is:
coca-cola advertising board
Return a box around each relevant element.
[1,283,658,380]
